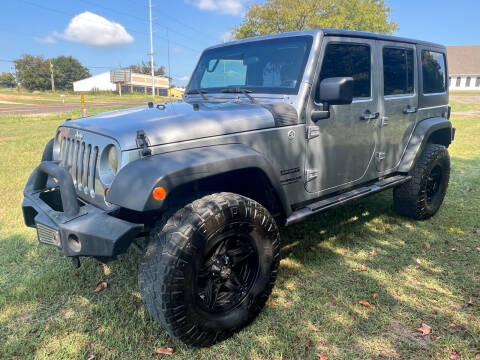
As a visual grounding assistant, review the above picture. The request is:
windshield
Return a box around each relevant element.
[188,36,313,95]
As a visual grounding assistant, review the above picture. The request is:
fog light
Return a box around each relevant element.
[152,186,167,200]
[67,234,81,252]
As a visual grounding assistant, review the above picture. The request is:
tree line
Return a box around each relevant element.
[0,55,167,92]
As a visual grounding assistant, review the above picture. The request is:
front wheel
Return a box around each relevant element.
[393,143,450,220]
[138,192,280,347]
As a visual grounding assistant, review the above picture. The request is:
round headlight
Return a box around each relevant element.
[107,146,118,174]
[99,145,119,186]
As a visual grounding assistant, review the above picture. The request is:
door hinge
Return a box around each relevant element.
[376,152,386,161]
[305,125,320,140]
[379,116,389,127]
[305,169,318,182]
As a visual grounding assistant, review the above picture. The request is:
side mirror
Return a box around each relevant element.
[318,77,354,105]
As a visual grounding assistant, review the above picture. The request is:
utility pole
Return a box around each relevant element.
[167,27,171,86]
[49,59,55,93]
[148,0,155,98]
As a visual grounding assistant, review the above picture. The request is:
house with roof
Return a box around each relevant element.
[447,46,480,91]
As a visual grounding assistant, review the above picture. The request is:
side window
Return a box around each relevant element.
[466,77,471,87]
[383,47,414,95]
[317,43,371,101]
[421,50,447,94]
[476,77,480,88]
[456,77,461,87]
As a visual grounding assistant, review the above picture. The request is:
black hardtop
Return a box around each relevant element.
[321,28,445,50]
[207,28,446,52]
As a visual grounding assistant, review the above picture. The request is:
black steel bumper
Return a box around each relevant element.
[22,161,142,258]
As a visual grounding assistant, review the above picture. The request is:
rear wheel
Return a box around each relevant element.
[393,143,450,220]
[138,192,280,347]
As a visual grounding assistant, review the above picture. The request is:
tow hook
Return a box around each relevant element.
[71,256,81,268]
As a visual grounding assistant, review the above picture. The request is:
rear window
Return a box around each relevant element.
[383,47,414,95]
[318,43,371,100]
[422,50,447,94]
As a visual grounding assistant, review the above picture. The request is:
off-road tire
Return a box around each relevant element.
[138,192,280,347]
[393,143,450,220]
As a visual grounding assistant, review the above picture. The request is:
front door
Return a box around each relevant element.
[376,41,418,172]
[305,37,379,194]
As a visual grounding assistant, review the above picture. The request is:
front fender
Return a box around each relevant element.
[107,144,290,215]
[398,117,453,173]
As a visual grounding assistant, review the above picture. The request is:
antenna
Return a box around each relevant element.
[149,0,155,98]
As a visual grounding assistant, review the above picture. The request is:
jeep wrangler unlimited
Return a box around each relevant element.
[22,29,454,347]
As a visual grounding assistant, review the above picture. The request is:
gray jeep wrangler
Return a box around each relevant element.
[22,29,454,347]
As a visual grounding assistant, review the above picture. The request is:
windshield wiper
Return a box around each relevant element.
[186,88,208,101]
[220,88,258,104]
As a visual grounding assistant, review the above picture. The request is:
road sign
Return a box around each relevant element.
[80,94,85,108]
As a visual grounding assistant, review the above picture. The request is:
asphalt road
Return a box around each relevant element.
[0,101,146,115]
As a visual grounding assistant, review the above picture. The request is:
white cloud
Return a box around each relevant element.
[55,12,133,47]
[178,75,190,81]
[34,35,57,44]
[187,0,248,15]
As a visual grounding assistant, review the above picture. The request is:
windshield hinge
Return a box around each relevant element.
[306,125,320,140]
[136,130,151,157]
[305,169,318,182]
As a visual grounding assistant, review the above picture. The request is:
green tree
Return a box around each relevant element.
[127,61,166,77]
[14,55,51,91]
[52,56,90,91]
[0,72,17,88]
[233,0,398,39]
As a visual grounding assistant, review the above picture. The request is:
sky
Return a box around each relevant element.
[1,0,479,86]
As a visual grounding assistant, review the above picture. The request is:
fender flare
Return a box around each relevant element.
[107,144,291,216]
[398,117,453,173]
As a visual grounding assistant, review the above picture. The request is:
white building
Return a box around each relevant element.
[73,70,170,95]
[73,71,117,92]
[447,46,480,91]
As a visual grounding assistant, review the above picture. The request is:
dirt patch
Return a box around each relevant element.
[453,110,480,117]
[0,93,50,102]
[389,321,432,350]
[450,94,480,104]
[0,136,20,142]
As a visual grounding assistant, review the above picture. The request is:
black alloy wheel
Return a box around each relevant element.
[196,233,259,314]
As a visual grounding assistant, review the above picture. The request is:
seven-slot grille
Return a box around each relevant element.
[59,135,98,198]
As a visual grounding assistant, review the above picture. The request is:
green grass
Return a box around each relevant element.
[0,87,173,105]
[1,102,479,359]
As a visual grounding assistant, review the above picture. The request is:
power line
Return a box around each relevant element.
[127,0,218,42]
[16,0,202,53]
[78,0,213,47]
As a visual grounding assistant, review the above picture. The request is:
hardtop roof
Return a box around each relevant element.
[205,28,445,51]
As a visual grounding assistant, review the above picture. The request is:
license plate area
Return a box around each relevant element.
[36,223,61,247]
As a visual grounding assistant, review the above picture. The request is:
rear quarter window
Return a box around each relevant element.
[422,50,447,94]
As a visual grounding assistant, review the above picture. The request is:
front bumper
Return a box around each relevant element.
[22,161,142,258]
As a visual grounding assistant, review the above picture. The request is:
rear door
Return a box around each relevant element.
[376,41,418,172]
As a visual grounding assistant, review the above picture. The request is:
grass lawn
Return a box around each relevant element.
[0,88,173,105]
[0,98,479,360]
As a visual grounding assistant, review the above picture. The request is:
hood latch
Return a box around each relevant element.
[136,130,152,157]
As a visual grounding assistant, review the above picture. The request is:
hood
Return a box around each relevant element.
[63,101,278,150]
